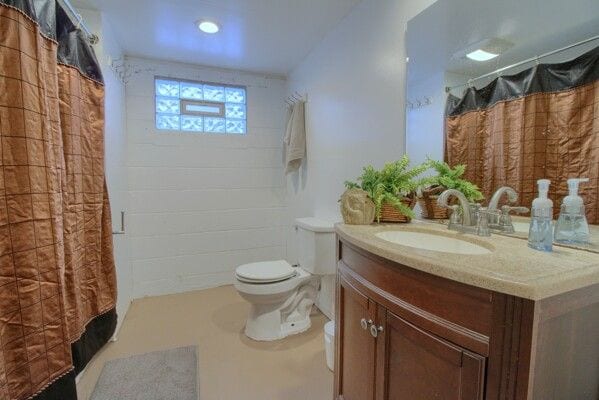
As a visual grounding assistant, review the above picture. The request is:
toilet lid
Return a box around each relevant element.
[236,260,297,283]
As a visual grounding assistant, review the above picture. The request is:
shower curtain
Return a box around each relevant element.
[0,1,117,399]
[445,46,599,224]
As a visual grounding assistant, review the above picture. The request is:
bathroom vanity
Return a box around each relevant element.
[333,223,599,400]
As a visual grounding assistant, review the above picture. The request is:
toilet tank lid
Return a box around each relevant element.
[295,217,336,233]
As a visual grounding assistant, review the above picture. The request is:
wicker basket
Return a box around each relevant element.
[418,186,450,219]
[379,197,416,223]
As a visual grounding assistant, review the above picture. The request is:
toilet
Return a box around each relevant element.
[234,217,336,341]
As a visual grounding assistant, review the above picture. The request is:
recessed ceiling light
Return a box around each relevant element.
[197,20,219,34]
[452,38,513,62]
[466,49,499,62]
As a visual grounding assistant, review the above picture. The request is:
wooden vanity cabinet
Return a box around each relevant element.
[334,237,599,400]
[337,273,485,400]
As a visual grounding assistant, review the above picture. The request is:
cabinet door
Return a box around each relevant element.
[336,275,377,400]
[379,311,486,400]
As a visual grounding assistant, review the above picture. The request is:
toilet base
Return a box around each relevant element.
[245,311,312,341]
[241,278,319,341]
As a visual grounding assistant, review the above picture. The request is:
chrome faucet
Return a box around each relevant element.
[437,189,490,236]
[437,189,472,226]
[487,186,529,233]
[488,186,518,214]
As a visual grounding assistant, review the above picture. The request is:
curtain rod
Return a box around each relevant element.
[446,34,599,92]
[56,0,99,44]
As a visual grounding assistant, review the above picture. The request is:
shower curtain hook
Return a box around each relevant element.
[74,13,83,30]
[88,34,99,45]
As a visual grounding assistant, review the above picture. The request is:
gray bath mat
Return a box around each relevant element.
[90,346,198,400]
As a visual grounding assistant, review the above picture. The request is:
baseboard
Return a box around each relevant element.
[132,272,234,299]
[112,299,132,342]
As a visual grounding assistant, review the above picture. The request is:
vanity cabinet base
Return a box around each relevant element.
[334,237,599,400]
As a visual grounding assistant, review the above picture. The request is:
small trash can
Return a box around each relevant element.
[324,320,335,371]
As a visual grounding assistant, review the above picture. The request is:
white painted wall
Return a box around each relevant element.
[406,70,446,167]
[285,0,437,260]
[78,8,132,333]
[125,57,287,297]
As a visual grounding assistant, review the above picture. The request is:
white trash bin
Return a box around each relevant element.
[324,320,335,371]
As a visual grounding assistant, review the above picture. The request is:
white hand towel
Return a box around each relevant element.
[284,100,306,174]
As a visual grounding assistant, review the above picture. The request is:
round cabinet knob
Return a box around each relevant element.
[370,324,383,338]
[360,318,372,330]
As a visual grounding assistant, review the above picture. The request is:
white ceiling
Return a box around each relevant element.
[407,0,599,88]
[73,0,361,76]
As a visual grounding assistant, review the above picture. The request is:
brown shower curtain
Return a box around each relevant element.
[0,1,117,400]
[445,46,599,224]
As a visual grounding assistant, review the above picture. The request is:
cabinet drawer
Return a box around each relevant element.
[339,239,493,355]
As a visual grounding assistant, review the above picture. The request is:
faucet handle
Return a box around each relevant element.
[469,203,482,224]
[447,205,461,230]
[476,207,491,237]
[498,206,529,233]
[501,205,529,215]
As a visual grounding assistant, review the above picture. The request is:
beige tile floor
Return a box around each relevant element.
[77,285,334,400]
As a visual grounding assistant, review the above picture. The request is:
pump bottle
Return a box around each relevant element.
[528,179,553,252]
[554,178,590,244]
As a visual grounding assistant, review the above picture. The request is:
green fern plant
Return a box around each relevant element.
[344,155,430,222]
[425,158,484,202]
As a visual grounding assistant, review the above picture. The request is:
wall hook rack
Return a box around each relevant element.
[407,96,432,110]
[285,91,308,108]
[108,57,155,85]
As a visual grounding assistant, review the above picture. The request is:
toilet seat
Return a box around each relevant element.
[236,260,297,284]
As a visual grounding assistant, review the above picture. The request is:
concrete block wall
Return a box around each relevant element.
[125,57,288,297]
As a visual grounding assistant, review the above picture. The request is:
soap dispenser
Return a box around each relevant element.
[554,178,590,244]
[528,179,553,252]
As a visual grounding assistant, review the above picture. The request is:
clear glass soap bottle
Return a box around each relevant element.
[554,178,590,244]
[528,179,553,252]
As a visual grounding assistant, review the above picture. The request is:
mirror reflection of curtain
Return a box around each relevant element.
[445,46,599,223]
[0,1,117,399]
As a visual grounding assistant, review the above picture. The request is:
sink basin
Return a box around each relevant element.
[375,230,492,255]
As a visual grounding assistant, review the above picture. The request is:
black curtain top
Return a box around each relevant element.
[446,45,599,117]
[1,0,104,83]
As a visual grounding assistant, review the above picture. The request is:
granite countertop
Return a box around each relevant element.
[335,221,599,300]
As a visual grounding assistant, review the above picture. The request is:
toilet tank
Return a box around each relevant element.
[295,217,336,275]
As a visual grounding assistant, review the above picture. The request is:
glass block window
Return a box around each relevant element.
[155,77,247,134]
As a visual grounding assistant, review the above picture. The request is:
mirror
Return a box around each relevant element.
[405,0,599,253]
